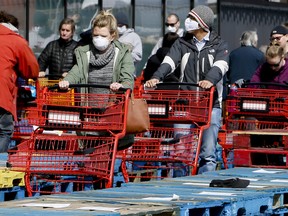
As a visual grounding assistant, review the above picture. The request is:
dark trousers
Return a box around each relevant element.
[0,108,14,153]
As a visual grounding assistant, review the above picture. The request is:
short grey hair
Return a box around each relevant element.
[240,30,258,47]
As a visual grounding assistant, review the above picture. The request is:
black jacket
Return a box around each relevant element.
[38,38,78,79]
[152,31,229,108]
[144,47,180,82]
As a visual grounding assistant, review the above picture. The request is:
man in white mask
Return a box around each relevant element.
[145,5,229,175]
[115,11,142,69]
[149,13,184,57]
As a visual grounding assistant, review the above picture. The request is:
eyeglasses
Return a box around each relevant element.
[270,35,284,41]
[268,58,282,68]
[165,22,177,27]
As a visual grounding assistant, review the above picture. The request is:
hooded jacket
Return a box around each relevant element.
[0,25,39,120]
[152,31,229,108]
[118,28,142,64]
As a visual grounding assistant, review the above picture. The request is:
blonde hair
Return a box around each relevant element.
[92,10,119,40]
[266,41,284,59]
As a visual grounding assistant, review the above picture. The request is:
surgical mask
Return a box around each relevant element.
[167,26,177,33]
[117,26,127,35]
[92,36,110,51]
[185,18,200,32]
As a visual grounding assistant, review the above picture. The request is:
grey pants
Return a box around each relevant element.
[0,108,14,153]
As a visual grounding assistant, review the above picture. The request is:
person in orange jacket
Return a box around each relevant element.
[0,11,39,152]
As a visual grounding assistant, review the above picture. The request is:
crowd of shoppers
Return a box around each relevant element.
[1,5,288,177]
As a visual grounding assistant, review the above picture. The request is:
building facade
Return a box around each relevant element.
[1,0,288,75]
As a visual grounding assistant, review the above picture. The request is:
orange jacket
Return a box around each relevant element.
[0,25,39,120]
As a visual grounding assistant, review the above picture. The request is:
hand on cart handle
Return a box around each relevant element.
[110,82,124,92]
[38,71,46,77]
[198,80,213,89]
[53,83,129,92]
[59,80,70,90]
[145,78,160,88]
[145,81,212,90]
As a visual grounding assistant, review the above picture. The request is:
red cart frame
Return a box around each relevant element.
[8,84,131,196]
[120,83,214,182]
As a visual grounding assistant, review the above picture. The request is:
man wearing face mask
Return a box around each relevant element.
[145,5,229,174]
[149,13,184,57]
[115,11,142,68]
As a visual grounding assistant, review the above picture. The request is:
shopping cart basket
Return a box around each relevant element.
[120,83,215,182]
[30,84,131,132]
[226,82,288,131]
[8,133,119,196]
[142,82,214,124]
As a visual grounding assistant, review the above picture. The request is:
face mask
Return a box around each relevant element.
[167,26,177,33]
[117,26,127,35]
[92,36,110,51]
[185,18,200,32]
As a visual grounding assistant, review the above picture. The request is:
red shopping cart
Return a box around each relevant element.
[8,84,131,196]
[120,83,215,182]
[29,84,131,132]
[224,82,288,169]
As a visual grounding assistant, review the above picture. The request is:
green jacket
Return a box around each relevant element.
[65,40,135,150]
[64,40,135,91]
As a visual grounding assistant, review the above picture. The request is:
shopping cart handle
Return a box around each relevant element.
[242,82,288,88]
[156,82,201,88]
[48,84,113,90]
[39,74,65,79]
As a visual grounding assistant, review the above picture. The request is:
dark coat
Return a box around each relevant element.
[152,31,229,109]
[38,38,78,79]
[144,47,180,82]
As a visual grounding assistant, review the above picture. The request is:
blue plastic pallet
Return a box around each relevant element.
[0,186,25,202]
[0,168,288,215]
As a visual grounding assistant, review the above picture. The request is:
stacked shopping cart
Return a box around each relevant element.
[120,83,215,182]
[8,83,131,196]
[224,83,288,168]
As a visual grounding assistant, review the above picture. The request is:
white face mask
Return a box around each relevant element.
[92,36,110,51]
[117,26,127,35]
[185,18,200,32]
[167,26,177,33]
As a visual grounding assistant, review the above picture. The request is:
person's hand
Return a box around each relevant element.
[38,71,46,77]
[59,80,70,89]
[110,82,123,92]
[62,72,68,78]
[235,78,245,88]
[145,78,160,88]
[198,80,213,89]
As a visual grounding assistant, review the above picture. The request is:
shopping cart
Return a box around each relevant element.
[8,133,118,196]
[225,82,288,132]
[8,84,131,196]
[224,82,288,169]
[120,83,215,182]
[29,84,131,132]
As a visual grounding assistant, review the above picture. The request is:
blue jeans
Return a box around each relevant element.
[0,108,14,153]
[174,108,222,174]
[198,108,222,174]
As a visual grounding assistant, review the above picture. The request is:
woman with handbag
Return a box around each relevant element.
[59,10,135,150]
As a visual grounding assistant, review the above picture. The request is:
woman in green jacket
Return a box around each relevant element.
[59,10,135,150]
[59,10,134,91]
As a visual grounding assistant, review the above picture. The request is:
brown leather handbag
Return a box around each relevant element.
[126,94,150,134]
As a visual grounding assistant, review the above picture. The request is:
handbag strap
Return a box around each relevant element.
[130,92,135,103]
